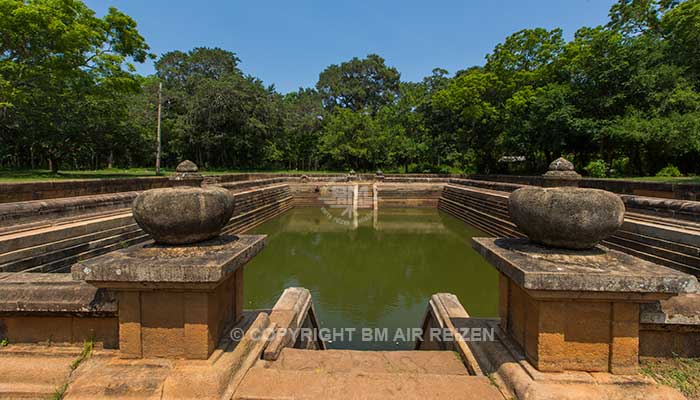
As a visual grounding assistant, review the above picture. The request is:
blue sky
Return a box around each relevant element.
[85,0,616,93]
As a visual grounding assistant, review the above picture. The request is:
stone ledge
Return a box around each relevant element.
[71,235,266,288]
[472,237,698,294]
[0,273,116,315]
[641,294,700,325]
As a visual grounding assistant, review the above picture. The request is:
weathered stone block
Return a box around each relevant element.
[476,237,698,374]
[72,234,265,359]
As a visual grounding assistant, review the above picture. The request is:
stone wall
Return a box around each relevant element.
[468,174,700,201]
[0,273,118,347]
[0,177,287,230]
[0,174,461,204]
[290,182,445,208]
[0,177,170,203]
[0,192,137,228]
[377,183,445,208]
[0,174,291,204]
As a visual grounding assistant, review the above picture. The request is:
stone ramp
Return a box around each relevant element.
[234,368,502,400]
[259,348,469,375]
[234,348,504,399]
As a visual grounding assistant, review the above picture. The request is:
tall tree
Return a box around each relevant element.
[0,0,151,171]
[316,54,400,115]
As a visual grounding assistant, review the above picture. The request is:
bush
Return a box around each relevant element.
[656,165,682,177]
[584,160,607,178]
[610,157,630,177]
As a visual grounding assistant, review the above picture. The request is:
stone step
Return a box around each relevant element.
[0,213,134,254]
[24,233,149,273]
[0,207,130,236]
[0,227,145,273]
[258,348,469,376]
[439,198,522,238]
[622,218,700,249]
[627,211,700,232]
[603,239,700,276]
[233,368,503,400]
[613,229,700,258]
[610,231,700,267]
[224,198,293,235]
[440,201,505,237]
[0,347,79,399]
[0,223,141,265]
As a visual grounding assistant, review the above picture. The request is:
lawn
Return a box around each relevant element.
[642,357,700,400]
[615,176,700,184]
[0,168,171,182]
[0,168,699,184]
[0,168,344,183]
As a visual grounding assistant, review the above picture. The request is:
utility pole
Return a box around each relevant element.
[155,82,162,175]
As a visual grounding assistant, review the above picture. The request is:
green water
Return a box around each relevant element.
[244,207,498,350]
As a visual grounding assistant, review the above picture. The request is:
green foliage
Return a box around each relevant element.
[0,0,152,172]
[316,54,400,114]
[51,383,68,400]
[70,339,94,370]
[1,0,700,176]
[585,160,608,177]
[641,356,700,399]
[610,157,631,177]
[0,338,8,347]
[656,164,683,176]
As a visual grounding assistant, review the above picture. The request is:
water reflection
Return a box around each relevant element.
[244,208,498,350]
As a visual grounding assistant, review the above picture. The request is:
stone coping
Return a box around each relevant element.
[0,272,116,314]
[472,237,699,294]
[72,234,266,287]
[640,293,700,325]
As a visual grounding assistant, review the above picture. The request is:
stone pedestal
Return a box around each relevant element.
[72,235,266,360]
[473,237,698,375]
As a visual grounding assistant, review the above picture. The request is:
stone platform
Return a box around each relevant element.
[420,293,687,400]
[473,237,698,375]
[72,235,266,360]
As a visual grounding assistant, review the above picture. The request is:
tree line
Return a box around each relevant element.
[1,0,699,176]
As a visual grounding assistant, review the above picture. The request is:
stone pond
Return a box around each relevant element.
[244,207,498,350]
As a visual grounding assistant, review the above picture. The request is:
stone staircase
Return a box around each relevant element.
[439,183,700,276]
[233,348,504,399]
[0,211,145,273]
[0,183,294,273]
[357,183,374,209]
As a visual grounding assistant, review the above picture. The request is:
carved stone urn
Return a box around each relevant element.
[508,157,624,249]
[132,160,234,245]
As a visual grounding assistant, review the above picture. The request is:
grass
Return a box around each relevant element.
[51,383,68,400]
[50,339,94,399]
[0,168,348,182]
[606,175,700,184]
[0,167,698,184]
[641,357,700,399]
[0,168,171,182]
[69,339,94,371]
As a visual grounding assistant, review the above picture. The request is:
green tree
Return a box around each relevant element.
[0,0,151,172]
[316,54,401,115]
